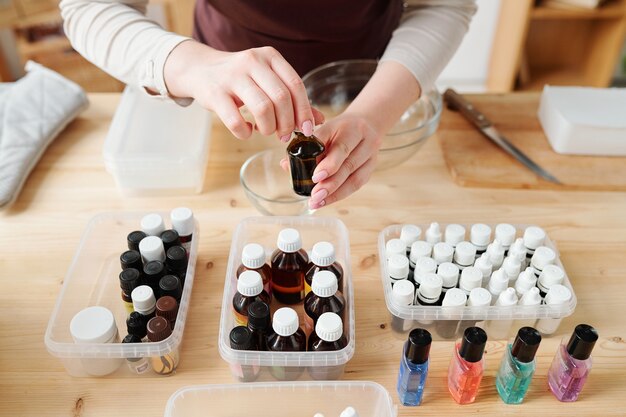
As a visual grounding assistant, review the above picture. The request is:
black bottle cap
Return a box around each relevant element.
[405,328,432,364]
[144,260,165,277]
[229,326,256,350]
[511,327,542,363]
[166,246,188,270]
[159,275,182,299]
[247,301,271,330]
[459,327,488,363]
[160,229,181,251]
[119,268,141,292]
[120,250,142,270]
[122,334,142,344]
[126,312,147,338]
[566,324,598,360]
[127,230,147,251]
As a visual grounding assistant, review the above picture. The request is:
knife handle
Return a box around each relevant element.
[443,88,492,130]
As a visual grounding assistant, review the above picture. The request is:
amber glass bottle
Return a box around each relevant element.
[303,270,345,334]
[267,308,307,380]
[305,241,344,296]
[287,132,325,196]
[308,312,349,380]
[232,271,271,327]
[271,228,309,305]
[237,243,272,298]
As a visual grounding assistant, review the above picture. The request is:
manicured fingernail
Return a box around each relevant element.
[302,120,313,136]
[311,170,328,183]
[310,188,328,203]
[280,134,291,142]
[309,199,326,210]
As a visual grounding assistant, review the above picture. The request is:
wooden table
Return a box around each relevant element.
[1,93,625,416]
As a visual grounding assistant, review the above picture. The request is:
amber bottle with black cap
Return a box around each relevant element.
[229,326,260,382]
[287,132,325,196]
[247,301,274,351]
[120,250,143,271]
[143,260,165,295]
[119,268,141,314]
[159,275,182,302]
[166,245,188,285]
[160,229,181,251]
[127,231,146,251]
[147,316,179,375]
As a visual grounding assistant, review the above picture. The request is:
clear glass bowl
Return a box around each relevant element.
[240,149,312,216]
[302,59,443,170]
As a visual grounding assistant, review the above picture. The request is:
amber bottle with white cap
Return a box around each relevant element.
[536,284,572,334]
[470,224,492,257]
[305,241,344,295]
[271,228,309,304]
[233,270,270,327]
[444,224,466,248]
[237,243,272,297]
[308,312,349,377]
[523,226,546,261]
[425,222,442,245]
[141,213,165,236]
[131,285,157,320]
[304,271,345,334]
[530,246,556,277]
[391,279,415,332]
[170,207,194,252]
[267,307,306,380]
[453,241,476,270]
[495,223,517,254]
[388,254,410,286]
[537,264,565,298]
[139,235,165,263]
[400,225,422,256]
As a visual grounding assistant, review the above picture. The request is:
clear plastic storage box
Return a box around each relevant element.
[164,381,396,417]
[379,223,577,340]
[44,212,199,377]
[219,216,355,381]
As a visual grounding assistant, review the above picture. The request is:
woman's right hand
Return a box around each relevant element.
[164,40,322,141]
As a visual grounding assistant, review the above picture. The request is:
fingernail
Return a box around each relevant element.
[311,170,328,183]
[280,134,291,142]
[310,188,328,203]
[302,120,313,136]
[309,199,325,210]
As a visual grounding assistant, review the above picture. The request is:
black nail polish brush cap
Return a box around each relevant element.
[511,327,542,363]
[459,326,488,363]
[567,324,598,360]
[405,328,432,364]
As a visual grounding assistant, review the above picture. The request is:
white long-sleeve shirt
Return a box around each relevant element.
[59,0,476,98]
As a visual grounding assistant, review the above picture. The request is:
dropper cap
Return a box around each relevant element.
[276,228,302,253]
[141,213,165,236]
[511,327,542,363]
[508,238,527,263]
[471,223,492,248]
[404,328,432,364]
[495,287,518,306]
[241,243,266,269]
[445,224,466,247]
[425,222,442,244]
[400,225,422,248]
[386,239,406,258]
[311,270,338,297]
[515,267,538,296]
[502,256,522,281]
[488,268,509,295]
[566,324,598,360]
[459,327,488,363]
[519,287,541,306]
[495,223,516,247]
[237,270,264,297]
[315,312,344,342]
[310,241,336,267]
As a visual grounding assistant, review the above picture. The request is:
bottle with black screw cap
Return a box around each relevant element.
[448,326,488,404]
[159,275,182,303]
[229,326,260,382]
[120,250,143,271]
[397,328,432,406]
[119,268,141,314]
[160,229,181,251]
[122,334,150,374]
[126,311,148,342]
[143,260,165,296]
[166,245,188,285]
[246,300,274,351]
[127,231,147,252]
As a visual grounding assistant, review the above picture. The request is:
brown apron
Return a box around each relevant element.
[193,0,403,76]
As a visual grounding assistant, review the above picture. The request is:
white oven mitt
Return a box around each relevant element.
[0,61,88,209]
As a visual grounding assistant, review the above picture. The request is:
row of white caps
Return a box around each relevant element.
[138,208,194,262]
[272,307,344,342]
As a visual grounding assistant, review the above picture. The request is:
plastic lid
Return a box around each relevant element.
[515,267,538,295]
[241,243,266,269]
[433,242,454,264]
[392,280,415,306]
[445,224,466,246]
[126,311,147,338]
[229,326,255,350]
[131,285,156,314]
[471,223,492,247]
[495,287,518,306]
[409,241,432,263]
[311,270,338,297]
[139,236,165,262]
[405,328,432,364]
[141,213,165,236]
[566,324,598,360]
[387,254,409,279]
[315,312,344,342]
[418,273,443,301]
[487,240,504,257]
[147,316,172,342]
[122,334,142,344]
[502,256,521,278]
[159,275,182,299]
[386,238,406,257]
[454,242,476,266]
[538,265,565,292]
[488,268,509,294]
[508,238,527,263]
[400,225,422,247]
[425,222,442,244]
[160,229,181,250]
[511,327,542,362]
[127,230,146,251]
[272,307,299,336]
[468,287,492,307]
[459,327,488,363]
[523,226,546,250]
[544,284,572,305]
[311,241,336,266]
[340,407,359,417]
[120,250,142,270]
[247,301,271,329]
[237,270,264,297]
[437,262,459,288]
[166,246,188,270]
[495,223,517,247]
[459,267,482,293]
[519,287,542,306]
[277,228,302,253]
[119,268,141,292]
[70,306,117,344]
[442,288,467,307]
[531,246,556,271]
[156,296,178,323]
[171,207,194,236]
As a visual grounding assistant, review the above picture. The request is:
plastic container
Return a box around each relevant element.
[379,223,577,340]
[103,86,212,196]
[219,216,355,381]
[44,212,199,377]
[164,381,396,417]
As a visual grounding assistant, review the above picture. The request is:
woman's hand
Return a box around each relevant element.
[164,40,323,140]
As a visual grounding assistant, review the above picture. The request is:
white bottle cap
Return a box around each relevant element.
[519,287,541,306]
[433,242,454,264]
[531,246,556,271]
[468,287,492,307]
[487,239,505,257]
[340,407,359,417]
[170,207,194,237]
[488,268,509,296]
[313,414,325,417]
[131,285,156,315]
[272,307,300,336]
[139,235,165,262]
[391,280,415,306]
[502,256,522,281]
[386,238,406,258]
[474,253,493,280]
[437,262,459,289]
[311,270,339,297]
[544,284,572,305]
[140,213,165,236]
[459,267,482,294]
[310,241,336,266]
[454,241,476,266]
[414,257,437,285]
[515,267,538,296]
[425,222,442,244]
[418,273,443,301]
[470,223,492,248]
[315,312,344,342]
[508,238,527,263]
[442,287,467,307]
[70,306,118,344]
[523,226,546,250]
[495,223,516,247]
[388,254,410,280]
[538,264,565,292]
[409,241,432,263]
[400,225,422,248]
[495,287,518,306]
[444,224,466,247]
[277,228,302,253]
[241,243,266,269]
[237,270,264,296]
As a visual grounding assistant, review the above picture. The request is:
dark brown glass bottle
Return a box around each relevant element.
[237,243,272,298]
[304,270,345,334]
[267,307,307,380]
[271,228,309,305]
[247,301,274,351]
[232,271,271,327]
[305,241,344,296]
[287,132,325,196]
[307,312,348,380]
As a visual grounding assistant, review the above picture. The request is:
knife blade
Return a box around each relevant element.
[443,88,561,185]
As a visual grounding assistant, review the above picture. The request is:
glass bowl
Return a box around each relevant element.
[240,149,312,216]
[302,60,443,170]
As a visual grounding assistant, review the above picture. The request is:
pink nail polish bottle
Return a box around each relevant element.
[547,324,598,402]
[448,327,488,404]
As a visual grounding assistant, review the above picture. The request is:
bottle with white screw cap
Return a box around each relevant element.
[486,288,519,339]
[233,270,271,327]
[516,287,542,329]
[386,238,407,260]
[308,312,348,379]
[238,243,272,297]
[471,224,492,257]
[267,307,306,380]
[409,241,432,269]
[433,242,454,265]
[495,223,517,253]
[453,241,476,270]
[391,280,416,332]
[304,271,345,334]
[141,213,165,236]
[530,246,556,277]
[400,225,422,255]
[436,288,467,338]
[340,407,359,417]
[305,241,344,296]
[508,238,528,266]
[536,284,572,335]
[537,265,565,298]
[487,240,505,269]
[502,256,522,284]
[437,262,460,302]
[459,287,492,330]
[416,273,443,307]
[271,228,309,305]
[459,267,482,296]
[413,257,437,287]
[388,254,410,286]
[474,253,493,287]
[139,235,166,263]
[523,226,546,261]
[170,207,194,251]
[131,285,157,319]
[515,267,538,297]
[426,222,442,244]
[445,224,466,248]
[487,268,510,303]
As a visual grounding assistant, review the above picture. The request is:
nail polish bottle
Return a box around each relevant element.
[425,222,442,245]
[413,257,437,287]
[535,284,572,335]
[160,229,181,252]
[238,243,272,297]
[119,268,141,314]
[147,316,179,375]
[271,228,309,304]
[548,324,598,402]
[122,334,151,375]
[304,270,345,334]
[453,242,476,271]
[486,239,505,269]
[397,328,432,406]
[400,225,422,256]
[470,224,492,258]
[459,287,491,330]
[447,327,488,405]
[386,238,407,259]
[229,326,261,382]
[170,207,194,252]
[523,226,546,262]
[515,267,537,297]
[415,273,443,307]
[306,241,344,295]
[287,132,325,196]
[530,246,556,277]
[159,275,182,303]
[139,235,166,263]
[502,256,522,284]
[437,262,459,302]
[233,270,271,327]
[474,253,493,287]
[140,213,165,236]
[495,223,516,254]
[388,254,410,286]
[537,265,565,298]
[433,242,454,265]
[495,327,542,404]
[267,307,307,380]
[391,280,415,332]
[459,266,482,296]
[120,249,143,271]
[166,245,188,285]
[436,288,467,338]
[487,268,509,302]
[246,300,274,351]
[444,224,466,248]
[143,260,165,296]
[127,230,146,251]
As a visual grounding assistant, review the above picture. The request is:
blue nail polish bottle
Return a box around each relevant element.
[397,328,432,406]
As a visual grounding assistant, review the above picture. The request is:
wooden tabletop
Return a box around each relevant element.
[1,93,625,416]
